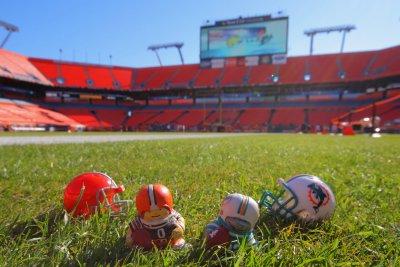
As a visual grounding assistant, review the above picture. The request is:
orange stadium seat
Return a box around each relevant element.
[308,107,350,126]
[270,107,305,126]
[86,66,115,89]
[279,57,307,84]
[379,47,400,77]
[112,67,134,90]
[0,50,51,85]
[337,51,374,81]
[125,110,162,129]
[168,64,199,88]
[0,100,80,130]
[193,68,223,88]
[145,109,184,125]
[145,65,179,90]
[247,64,275,85]
[95,109,127,130]
[307,54,340,83]
[366,46,400,78]
[174,109,207,128]
[131,67,158,89]
[387,88,400,98]
[55,108,101,129]
[238,108,271,127]
[58,63,89,88]
[220,66,248,86]
[28,58,59,84]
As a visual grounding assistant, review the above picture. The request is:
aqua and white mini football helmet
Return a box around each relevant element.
[259,174,336,223]
[219,193,260,233]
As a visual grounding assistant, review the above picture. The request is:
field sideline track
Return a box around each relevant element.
[0,133,258,146]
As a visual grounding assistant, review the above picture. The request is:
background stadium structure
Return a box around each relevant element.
[0,18,399,133]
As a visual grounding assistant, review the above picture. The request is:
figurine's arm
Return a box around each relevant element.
[126,226,134,248]
[203,221,231,249]
[246,232,258,248]
[171,216,185,240]
[126,219,153,250]
[203,220,220,237]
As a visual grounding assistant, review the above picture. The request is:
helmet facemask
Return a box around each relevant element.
[94,185,132,216]
[259,178,299,220]
[224,216,252,233]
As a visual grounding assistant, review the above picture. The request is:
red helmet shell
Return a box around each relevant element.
[64,172,125,218]
[136,184,173,215]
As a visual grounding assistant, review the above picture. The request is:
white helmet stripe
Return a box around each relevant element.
[148,184,158,209]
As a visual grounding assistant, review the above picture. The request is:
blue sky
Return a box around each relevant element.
[2,0,400,67]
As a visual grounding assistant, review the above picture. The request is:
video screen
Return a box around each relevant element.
[200,17,288,59]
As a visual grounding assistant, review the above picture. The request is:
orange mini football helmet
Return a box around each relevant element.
[136,184,173,216]
[64,172,132,218]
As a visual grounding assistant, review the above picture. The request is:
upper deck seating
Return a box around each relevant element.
[131,67,158,89]
[279,57,307,84]
[168,64,199,88]
[337,51,374,81]
[112,67,134,90]
[0,50,51,85]
[193,68,223,88]
[366,46,400,78]
[56,63,88,88]
[220,66,248,86]
[22,45,400,91]
[86,66,115,89]
[247,65,275,85]
[145,66,179,90]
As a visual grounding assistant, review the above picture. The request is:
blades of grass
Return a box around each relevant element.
[69,184,86,220]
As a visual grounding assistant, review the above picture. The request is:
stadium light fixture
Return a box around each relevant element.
[148,42,185,66]
[304,25,356,55]
[0,20,19,48]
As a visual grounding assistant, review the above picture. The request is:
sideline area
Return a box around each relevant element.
[0,133,257,146]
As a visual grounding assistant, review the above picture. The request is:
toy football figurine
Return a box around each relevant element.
[126,184,186,250]
[204,193,260,251]
[259,174,336,224]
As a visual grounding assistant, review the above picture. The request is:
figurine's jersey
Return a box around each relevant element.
[129,209,182,248]
[204,217,257,251]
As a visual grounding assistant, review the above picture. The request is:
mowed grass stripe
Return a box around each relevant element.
[0,134,399,266]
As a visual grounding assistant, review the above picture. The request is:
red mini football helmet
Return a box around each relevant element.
[136,184,173,216]
[64,172,132,218]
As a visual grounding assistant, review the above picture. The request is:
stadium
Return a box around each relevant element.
[0,14,399,134]
[0,2,399,266]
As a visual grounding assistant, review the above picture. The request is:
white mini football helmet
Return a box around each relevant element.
[219,193,260,233]
[259,174,336,223]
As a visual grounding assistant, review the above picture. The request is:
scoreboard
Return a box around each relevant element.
[200,15,288,68]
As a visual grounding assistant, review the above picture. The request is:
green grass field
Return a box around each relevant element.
[0,134,399,266]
